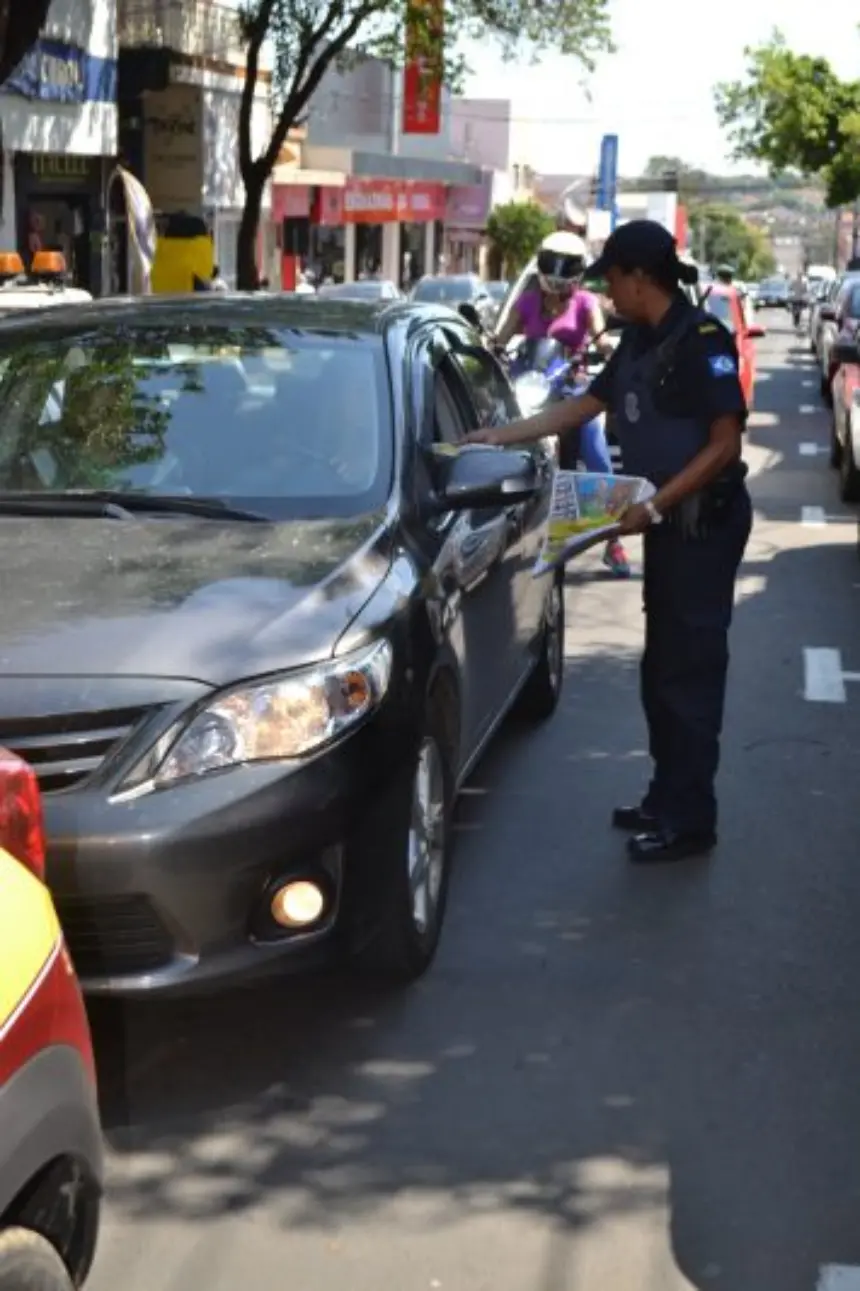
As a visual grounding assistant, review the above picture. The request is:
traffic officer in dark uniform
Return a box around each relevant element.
[467,220,752,863]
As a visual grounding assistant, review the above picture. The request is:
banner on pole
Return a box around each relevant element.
[402,0,443,135]
[111,165,156,294]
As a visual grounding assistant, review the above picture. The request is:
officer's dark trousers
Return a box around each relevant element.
[640,488,752,834]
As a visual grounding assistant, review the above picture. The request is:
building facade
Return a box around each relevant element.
[0,0,118,293]
[273,56,482,287]
[116,0,275,288]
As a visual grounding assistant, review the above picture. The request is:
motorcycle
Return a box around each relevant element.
[506,336,609,471]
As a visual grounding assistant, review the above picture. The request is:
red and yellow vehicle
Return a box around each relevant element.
[701,283,765,408]
[0,750,102,1290]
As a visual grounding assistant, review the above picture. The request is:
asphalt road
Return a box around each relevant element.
[87,314,860,1291]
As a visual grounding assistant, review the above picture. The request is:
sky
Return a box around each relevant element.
[461,0,858,177]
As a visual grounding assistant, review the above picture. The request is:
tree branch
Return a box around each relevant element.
[238,0,277,184]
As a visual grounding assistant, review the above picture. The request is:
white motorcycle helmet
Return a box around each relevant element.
[536,231,588,296]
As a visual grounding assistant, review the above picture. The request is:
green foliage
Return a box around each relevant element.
[714,31,860,207]
[233,0,612,285]
[485,201,555,276]
[689,204,776,280]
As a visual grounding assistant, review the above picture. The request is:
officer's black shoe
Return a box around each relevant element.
[627,828,717,863]
[612,805,657,832]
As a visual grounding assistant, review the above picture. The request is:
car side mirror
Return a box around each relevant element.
[833,338,860,367]
[746,323,766,339]
[458,301,483,330]
[432,446,539,511]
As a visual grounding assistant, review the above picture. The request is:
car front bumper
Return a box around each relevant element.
[45,720,412,997]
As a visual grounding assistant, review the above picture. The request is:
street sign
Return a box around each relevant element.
[596,134,619,215]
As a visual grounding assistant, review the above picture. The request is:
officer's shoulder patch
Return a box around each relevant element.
[698,322,719,334]
[708,354,737,377]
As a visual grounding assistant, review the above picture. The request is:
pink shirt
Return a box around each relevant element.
[515,288,596,352]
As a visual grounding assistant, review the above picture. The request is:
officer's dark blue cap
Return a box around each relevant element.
[584,220,699,286]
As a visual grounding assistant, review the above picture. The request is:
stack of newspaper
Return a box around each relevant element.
[533,470,655,575]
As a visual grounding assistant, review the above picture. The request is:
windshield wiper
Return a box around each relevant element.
[0,491,268,522]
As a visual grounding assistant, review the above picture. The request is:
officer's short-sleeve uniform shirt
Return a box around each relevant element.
[588,294,748,427]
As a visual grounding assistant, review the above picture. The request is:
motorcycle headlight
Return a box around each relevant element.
[117,639,393,795]
[514,371,551,416]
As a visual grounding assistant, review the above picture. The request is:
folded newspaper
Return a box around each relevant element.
[533,470,656,575]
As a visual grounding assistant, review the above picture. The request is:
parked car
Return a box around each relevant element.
[411,274,497,330]
[807,278,834,353]
[829,323,860,501]
[0,294,563,996]
[0,749,102,1290]
[818,275,860,404]
[700,283,765,408]
[756,276,790,309]
[317,279,404,302]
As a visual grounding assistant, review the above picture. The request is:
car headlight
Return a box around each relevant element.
[514,371,551,416]
[117,639,393,794]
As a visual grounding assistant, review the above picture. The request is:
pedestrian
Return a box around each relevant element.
[467,219,752,863]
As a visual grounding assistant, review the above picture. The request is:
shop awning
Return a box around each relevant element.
[304,145,482,188]
[272,165,346,187]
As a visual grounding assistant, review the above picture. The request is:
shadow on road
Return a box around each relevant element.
[87,316,860,1291]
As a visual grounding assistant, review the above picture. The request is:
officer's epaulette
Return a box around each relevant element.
[698,322,719,334]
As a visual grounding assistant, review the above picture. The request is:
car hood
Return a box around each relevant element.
[0,513,392,686]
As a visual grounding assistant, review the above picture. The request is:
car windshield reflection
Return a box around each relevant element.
[0,324,394,520]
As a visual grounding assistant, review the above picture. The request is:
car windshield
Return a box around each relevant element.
[412,277,474,303]
[0,321,393,520]
[702,292,736,333]
[486,282,509,302]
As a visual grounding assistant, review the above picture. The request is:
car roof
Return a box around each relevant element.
[0,291,461,343]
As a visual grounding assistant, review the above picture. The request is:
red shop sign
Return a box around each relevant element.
[344,178,446,224]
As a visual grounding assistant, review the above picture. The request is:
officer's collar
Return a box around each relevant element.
[647,292,689,341]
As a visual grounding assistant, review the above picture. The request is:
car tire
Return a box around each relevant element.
[839,429,860,503]
[351,699,455,983]
[0,1228,74,1291]
[515,574,565,722]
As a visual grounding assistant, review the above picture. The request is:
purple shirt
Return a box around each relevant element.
[515,288,596,352]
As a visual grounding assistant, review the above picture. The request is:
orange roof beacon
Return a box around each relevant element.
[0,252,24,281]
[30,250,67,278]
[0,749,103,1289]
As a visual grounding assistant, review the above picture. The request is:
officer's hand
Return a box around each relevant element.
[465,427,504,446]
[617,502,653,535]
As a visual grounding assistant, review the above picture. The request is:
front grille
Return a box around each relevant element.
[55,894,174,978]
[0,705,151,793]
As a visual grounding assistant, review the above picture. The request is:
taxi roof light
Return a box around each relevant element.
[31,250,66,276]
[0,748,46,881]
[0,251,24,277]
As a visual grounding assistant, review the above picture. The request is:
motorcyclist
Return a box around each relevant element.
[790,270,807,327]
[494,231,629,578]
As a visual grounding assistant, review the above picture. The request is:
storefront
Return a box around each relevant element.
[273,174,446,288]
[14,152,108,294]
[343,178,446,286]
[444,173,494,275]
[0,18,118,293]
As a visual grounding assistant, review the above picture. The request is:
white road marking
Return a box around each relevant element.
[803,378,815,387]
[803,647,847,703]
[800,403,818,414]
[799,442,827,456]
[816,1267,860,1290]
[801,505,827,526]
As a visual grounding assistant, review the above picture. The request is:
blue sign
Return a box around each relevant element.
[596,133,619,214]
[3,38,116,104]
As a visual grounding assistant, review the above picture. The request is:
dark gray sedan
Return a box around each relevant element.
[0,294,562,998]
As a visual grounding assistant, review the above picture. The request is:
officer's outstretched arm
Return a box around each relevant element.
[652,414,744,515]
[466,391,606,446]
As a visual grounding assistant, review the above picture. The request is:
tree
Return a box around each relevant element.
[234,0,612,287]
[688,203,776,279]
[485,201,554,277]
[0,0,52,86]
[714,31,860,208]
